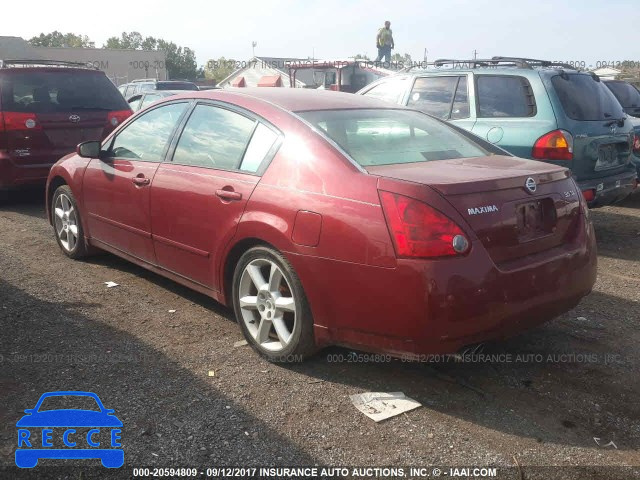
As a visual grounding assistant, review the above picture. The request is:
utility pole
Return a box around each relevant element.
[424,48,427,63]
[473,49,478,60]
[252,41,257,58]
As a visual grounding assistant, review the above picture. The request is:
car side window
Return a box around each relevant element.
[239,123,279,173]
[361,78,408,104]
[106,102,188,162]
[128,95,143,111]
[477,75,536,117]
[451,76,470,120]
[173,104,265,171]
[140,94,161,109]
[407,76,459,119]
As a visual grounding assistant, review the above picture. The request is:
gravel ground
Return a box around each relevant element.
[0,188,639,480]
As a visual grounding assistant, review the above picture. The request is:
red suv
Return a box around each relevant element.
[0,60,132,188]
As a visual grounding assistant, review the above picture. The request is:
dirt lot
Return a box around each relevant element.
[0,188,639,480]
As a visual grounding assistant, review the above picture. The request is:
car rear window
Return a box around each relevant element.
[0,71,129,113]
[605,81,640,108]
[551,74,625,121]
[298,109,487,167]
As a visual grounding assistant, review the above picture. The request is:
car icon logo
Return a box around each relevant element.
[525,177,537,193]
[15,391,123,468]
[69,114,81,123]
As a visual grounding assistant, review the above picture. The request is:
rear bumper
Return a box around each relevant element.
[0,152,53,189]
[577,168,637,208]
[297,214,598,357]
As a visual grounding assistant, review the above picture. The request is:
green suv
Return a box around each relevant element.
[357,57,637,206]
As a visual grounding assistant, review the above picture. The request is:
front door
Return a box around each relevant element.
[83,102,189,263]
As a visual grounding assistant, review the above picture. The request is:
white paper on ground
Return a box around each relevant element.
[349,392,421,422]
[104,281,119,288]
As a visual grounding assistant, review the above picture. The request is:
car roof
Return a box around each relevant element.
[168,88,406,112]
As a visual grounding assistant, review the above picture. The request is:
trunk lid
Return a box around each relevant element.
[368,156,583,266]
[5,111,107,167]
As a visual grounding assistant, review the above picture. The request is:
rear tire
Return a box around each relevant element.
[232,246,317,362]
[52,185,89,259]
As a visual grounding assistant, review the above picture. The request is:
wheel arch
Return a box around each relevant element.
[46,175,68,225]
[221,237,278,307]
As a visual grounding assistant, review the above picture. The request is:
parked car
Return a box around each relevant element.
[118,79,198,100]
[127,90,181,111]
[357,57,637,207]
[0,59,132,189]
[604,80,640,181]
[604,79,640,118]
[46,89,596,362]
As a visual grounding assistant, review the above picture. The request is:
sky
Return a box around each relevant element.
[3,0,640,69]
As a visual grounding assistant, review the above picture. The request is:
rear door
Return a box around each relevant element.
[545,73,634,181]
[0,69,131,168]
[83,101,190,264]
[150,102,280,290]
[471,74,556,159]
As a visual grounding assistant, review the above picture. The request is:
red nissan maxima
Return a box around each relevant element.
[46,89,597,362]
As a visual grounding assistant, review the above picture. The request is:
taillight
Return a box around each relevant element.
[0,112,42,131]
[379,191,470,258]
[532,129,573,160]
[633,134,640,155]
[329,84,340,91]
[582,189,595,202]
[106,110,132,128]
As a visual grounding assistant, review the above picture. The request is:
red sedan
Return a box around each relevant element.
[46,89,597,362]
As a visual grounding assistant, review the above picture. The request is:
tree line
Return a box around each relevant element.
[28,31,198,80]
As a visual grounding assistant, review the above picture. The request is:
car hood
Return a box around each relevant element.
[16,410,123,427]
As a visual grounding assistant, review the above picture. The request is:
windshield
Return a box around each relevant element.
[1,71,129,113]
[605,81,640,108]
[297,109,487,166]
[551,74,625,121]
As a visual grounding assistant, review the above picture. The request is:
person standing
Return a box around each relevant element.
[375,21,394,63]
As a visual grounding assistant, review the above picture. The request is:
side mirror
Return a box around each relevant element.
[105,409,115,414]
[23,409,34,414]
[77,141,101,158]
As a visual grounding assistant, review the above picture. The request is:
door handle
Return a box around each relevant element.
[132,176,150,186]
[215,189,242,201]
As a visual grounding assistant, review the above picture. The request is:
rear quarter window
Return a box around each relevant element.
[552,74,625,121]
[477,75,536,118]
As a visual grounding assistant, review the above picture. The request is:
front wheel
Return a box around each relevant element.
[52,185,89,259]
[232,246,316,362]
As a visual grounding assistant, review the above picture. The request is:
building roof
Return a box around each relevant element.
[0,36,43,60]
[218,56,310,88]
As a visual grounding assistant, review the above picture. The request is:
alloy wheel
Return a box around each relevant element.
[53,193,79,252]
[238,258,297,352]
